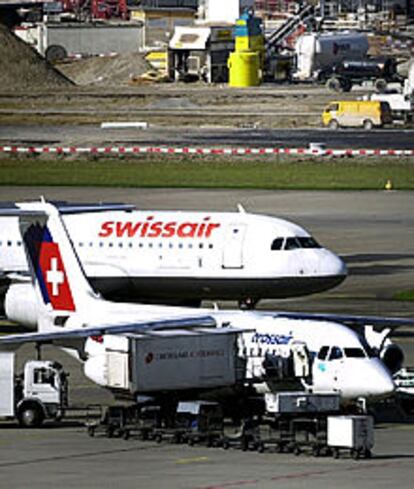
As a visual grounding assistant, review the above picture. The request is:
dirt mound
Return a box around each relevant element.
[0,24,72,90]
[57,52,151,86]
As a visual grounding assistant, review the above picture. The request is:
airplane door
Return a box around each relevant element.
[222,223,247,269]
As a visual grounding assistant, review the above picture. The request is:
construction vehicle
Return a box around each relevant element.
[0,352,68,427]
[326,57,402,93]
[292,31,369,82]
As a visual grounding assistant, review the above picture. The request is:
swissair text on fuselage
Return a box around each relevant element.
[98,217,222,239]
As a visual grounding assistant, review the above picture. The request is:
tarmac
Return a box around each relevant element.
[0,188,413,488]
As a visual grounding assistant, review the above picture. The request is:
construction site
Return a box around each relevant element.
[0,0,412,131]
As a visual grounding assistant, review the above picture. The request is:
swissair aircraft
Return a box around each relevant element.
[0,201,347,309]
[0,201,402,406]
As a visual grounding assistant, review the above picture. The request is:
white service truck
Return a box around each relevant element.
[0,352,68,427]
[370,59,414,122]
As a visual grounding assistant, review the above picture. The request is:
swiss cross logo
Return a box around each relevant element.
[38,242,75,311]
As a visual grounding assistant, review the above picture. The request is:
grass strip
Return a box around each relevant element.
[393,290,414,301]
[1,156,414,190]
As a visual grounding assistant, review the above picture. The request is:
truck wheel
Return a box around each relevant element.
[374,78,387,93]
[363,119,374,131]
[341,79,352,92]
[328,119,339,130]
[45,45,68,63]
[326,77,342,92]
[18,405,44,428]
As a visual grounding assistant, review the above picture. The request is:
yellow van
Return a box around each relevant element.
[322,100,392,130]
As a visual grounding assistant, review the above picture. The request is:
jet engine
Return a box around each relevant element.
[380,342,404,374]
[4,282,37,328]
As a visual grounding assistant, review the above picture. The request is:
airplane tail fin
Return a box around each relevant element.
[17,200,98,323]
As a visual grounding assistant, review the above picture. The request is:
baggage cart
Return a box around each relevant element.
[327,415,374,459]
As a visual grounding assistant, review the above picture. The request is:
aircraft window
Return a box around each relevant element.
[17,241,22,246]
[285,237,301,250]
[128,243,133,248]
[89,242,93,247]
[149,243,153,248]
[118,243,123,248]
[109,243,113,248]
[199,243,204,249]
[99,242,104,248]
[209,244,213,249]
[297,237,321,249]
[329,346,343,361]
[139,243,143,248]
[169,243,173,249]
[7,241,12,246]
[317,346,329,360]
[344,348,365,358]
[271,238,283,250]
[189,243,193,249]
[178,243,183,249]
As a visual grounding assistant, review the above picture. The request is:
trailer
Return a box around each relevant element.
[14,21,144,61]
[0,352,68,427]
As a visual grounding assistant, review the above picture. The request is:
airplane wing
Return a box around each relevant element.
[0,315,238,347]
[273,311,414,330]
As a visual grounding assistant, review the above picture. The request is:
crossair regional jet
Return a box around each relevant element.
[0,201,346,310]
[0,201,399,415]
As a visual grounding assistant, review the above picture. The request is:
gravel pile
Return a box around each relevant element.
[57,52,151,86]
[0,24,72,90]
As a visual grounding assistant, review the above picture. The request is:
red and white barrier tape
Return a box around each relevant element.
[0,145,413,157]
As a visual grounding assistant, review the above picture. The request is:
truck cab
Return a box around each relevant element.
[0,353,68,428]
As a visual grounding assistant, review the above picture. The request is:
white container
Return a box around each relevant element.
[327,415,374,450]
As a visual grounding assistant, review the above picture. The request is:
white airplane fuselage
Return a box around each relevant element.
[0,209,346,305]
[49,299,394,402]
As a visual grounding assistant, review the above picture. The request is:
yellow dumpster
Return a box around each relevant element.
[228,51,260,88]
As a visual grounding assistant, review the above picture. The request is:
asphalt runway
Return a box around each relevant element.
[0,422,413,489]
[0,187,413,488]
[1,125,414,149]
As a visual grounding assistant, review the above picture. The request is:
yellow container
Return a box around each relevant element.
[228,51,260,88]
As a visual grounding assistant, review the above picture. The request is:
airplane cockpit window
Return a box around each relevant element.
[297,237,321,248]
[271,238,283,250]
[317,346,329,360]
[344,348,366,358]
[329,346,343,361]
[285,237,301,250]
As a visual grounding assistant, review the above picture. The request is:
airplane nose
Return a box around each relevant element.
[363,360,395,399]
[326,252,347,278]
